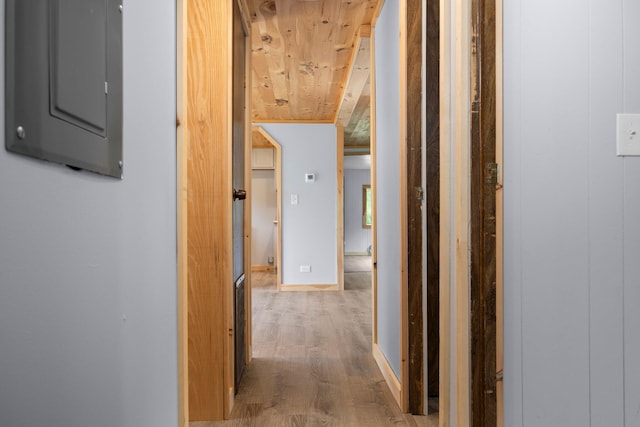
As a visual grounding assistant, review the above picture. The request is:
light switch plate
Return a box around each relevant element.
[300,265,311,273]
[291,194,298,205]
[617,114,640,156]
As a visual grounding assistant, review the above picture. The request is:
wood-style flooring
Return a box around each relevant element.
[191,262,437,427]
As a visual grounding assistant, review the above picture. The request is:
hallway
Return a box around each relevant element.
[191,269,436,426]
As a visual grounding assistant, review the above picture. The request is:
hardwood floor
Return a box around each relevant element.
[191,269,437,426]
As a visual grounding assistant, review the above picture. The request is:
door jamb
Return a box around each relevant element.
[438,0,503,425]
[177,0,188,424]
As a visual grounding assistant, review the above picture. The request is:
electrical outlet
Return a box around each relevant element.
[617,114,640,156]
[299,265,311,273]
[291,194,298,205]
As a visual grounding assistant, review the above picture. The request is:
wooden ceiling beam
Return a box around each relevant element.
[335,26,371,127]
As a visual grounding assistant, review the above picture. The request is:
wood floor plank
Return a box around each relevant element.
[192,269,440,426]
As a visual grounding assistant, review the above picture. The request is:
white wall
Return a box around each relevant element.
[374,0,402,379]
[0,2,178,427]
[260,124,337,286]
[344,168,371,254]
[504,1,640,425]
[251,168,277,266]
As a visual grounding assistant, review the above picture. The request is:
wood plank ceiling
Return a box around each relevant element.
[248,0,378,150]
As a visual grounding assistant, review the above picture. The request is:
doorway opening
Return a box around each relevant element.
[250,126,282,288]
[176,0,503,425]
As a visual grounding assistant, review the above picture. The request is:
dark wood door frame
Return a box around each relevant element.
[424,0,441,411]
[470,0,498,425]
[406,0,424,414]
[406,0,440,415]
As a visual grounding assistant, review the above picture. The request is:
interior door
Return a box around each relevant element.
[232,0,247,393]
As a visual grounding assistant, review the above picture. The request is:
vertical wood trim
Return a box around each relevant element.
[370,23,379,348]
[186,0,234,420]
[425,0,441,410]
[176,0,188,425]
[275,142,282,290]
[253,126,283,290]
[407,0,425,415]
[242,0,253,366]
[399,0,410,413]
[337,125,345,291]
[224,3,236,416]
[439,0,452,425]
[470,0,498,423]
[454,0,472,425]
[495,0,504,425]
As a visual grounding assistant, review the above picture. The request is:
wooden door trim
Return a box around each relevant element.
[470,0,499,424]
[405,0,425,415]
[370,8,379,356]
[454,0,472,425]
[423,0,441,414]
[438,0,453,425]
[495,1,504,425]
[438,0,503,425]
[337,125,345,291]
[399,0,410,412]
[177,0,188,424]
[242,0,253,369]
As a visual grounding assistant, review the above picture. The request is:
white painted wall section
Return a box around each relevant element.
[374,0,402,379]
[260,124,337,286]
[504,0,640,425]
[0,1,178,426]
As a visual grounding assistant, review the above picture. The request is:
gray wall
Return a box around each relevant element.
[504,0,640,425]
[344,168,371,254]
[261,124,337,286]
[251,168,277,266]
[0,2,178,426]
[374,0,402,378]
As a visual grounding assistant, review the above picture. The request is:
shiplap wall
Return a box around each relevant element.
[374,0,402,378]
[260,124,337,286]
[504,0,640,425]
[0,1,178,425]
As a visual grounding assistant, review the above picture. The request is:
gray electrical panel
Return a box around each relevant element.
[5,0,123,178]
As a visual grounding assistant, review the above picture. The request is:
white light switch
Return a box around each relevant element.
[291,194,298,205]
[617,114,640,156]
[300,265,311,273]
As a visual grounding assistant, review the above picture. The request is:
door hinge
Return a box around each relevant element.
[485,162,500,185]
[415,186,425,201]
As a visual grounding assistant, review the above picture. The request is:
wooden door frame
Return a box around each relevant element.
[177,0,252,423]
[177,0,187,424]
[438,0,503,425]
[469,0,499,424]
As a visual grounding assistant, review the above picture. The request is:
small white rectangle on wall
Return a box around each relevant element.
[299,265,311,273]
[617,114,640,156]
